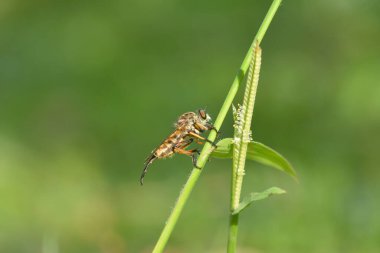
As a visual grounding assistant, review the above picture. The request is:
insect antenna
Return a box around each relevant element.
[140,153,157,185]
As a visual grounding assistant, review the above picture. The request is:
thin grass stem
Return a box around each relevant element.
[152,1,282,252]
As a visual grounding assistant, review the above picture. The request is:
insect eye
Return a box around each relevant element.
[198,109,207,120]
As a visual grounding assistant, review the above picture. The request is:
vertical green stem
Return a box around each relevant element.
[227,214,239,252]
[152,1,282,252]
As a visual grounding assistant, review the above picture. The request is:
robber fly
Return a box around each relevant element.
[140,109,219,185]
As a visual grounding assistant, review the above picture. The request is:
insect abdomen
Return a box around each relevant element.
[154,130,185,158]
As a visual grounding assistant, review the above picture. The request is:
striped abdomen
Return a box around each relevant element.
[154,130,186,158]
[140,129,187,185]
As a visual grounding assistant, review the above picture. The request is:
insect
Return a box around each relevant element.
[140,109,219,185]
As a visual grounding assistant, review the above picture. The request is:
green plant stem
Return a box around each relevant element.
[152,1,282,252]
[228,214,239,252]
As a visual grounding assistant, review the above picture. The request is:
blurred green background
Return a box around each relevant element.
[1,0,380,252]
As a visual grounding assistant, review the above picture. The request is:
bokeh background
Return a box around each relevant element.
[1,0,380,252]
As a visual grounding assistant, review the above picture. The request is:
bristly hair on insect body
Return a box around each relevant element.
[140,109,220,185]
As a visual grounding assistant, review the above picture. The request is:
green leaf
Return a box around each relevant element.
[232,187,286,215]
[211,138,234,158]
[212,138,297,179]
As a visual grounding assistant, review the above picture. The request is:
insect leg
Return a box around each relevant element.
[173,147,201,169]
[177,138,194,149]
[194,139,204,145]
[190,149,201,169]
[207,123,218,132]
[181,136,203,145]
[140,153,158,185]
[204,123,221,139]
[201,122,219,133]
[188,131,217,148]
[194,122,221,140]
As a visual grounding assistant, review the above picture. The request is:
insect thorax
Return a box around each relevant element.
[175,112,197,128]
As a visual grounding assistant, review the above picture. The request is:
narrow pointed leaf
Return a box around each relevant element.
[212,138,297,179]
[247,141,297,180]
[232,187,286,215]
